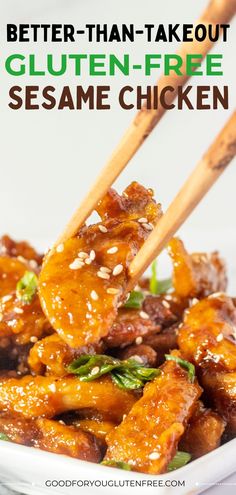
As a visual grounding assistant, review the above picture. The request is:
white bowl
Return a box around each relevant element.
[0,438,235,495]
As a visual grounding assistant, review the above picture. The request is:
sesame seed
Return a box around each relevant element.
[98,225,108,233]
[123,292,130,304]
[0,313,3,322]
[107,246,118,254]
[107,288,120,295]
[90,250,96,260]
[85,258,92,265]
[91,290,99,301]
[29,259,38,269]
[14,307,24,314]
[216,333,223,342]
[135,336,143,345]
[2,295,13,303]
[209,292,225,299]
[97,271,110,280]
[69,259,84,270]
[78,251,88,259]
[140,311,149,320]
[68,312,74,324]
[165,295,172,301]
[100,266,111,273]
[30,336,38,343]
[149,452,160,460]
[17,255,27,264]
[138,217,148,223]
[113,264,123,276]
[142,223,153,231]
[56,243,64,253]
[58,420,66,425]
[162,300,170,309]
[132,355,144,364]
[191,298,199,306]
[48,383,56,393]
[91,366,100,376]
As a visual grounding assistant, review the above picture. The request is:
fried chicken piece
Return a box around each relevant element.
[29,307,158,375]
[180,401,225,459]
[28,333,104,375]
[0,341,33,375]
[0,257,28,298]
[168,238,227,299]
[117,344,157,367]
[0,414,101,462]
[72,418,116,442]
[178,295,236,372]
[201,371,236,435]
[39,183,162,348]
[0,235,43,267]
[142,295,179,327]
[104,307,159,349]
[104,352,202,474]
[143,325,178,365]
[178,295,236,434]
[0,375,136,422]
[0,292,51,346]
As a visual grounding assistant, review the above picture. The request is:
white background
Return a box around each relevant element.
[0,2,236,493]
[0,0,235,243]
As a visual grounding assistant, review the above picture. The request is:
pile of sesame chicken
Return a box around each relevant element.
[0,182,235,474]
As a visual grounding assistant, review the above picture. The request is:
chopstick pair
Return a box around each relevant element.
[53,0,236,289]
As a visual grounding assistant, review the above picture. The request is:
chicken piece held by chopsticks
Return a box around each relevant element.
[39,182,162,348]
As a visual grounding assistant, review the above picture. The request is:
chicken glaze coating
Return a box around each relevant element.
[117,344,158,367]
[28,333,105,376]
[71,418,116,443]
[0,292,51,346]
[38,183,162,348]
[178,294,236,434]
[104,352,202,474]
[143,325,178,366]
[103,307,159,348]
[0,235,43,269]
[29,306,159,375]
[178,294,236,372]
[201,371,236,435]
[168,238,227,299]
[0,414,101,462]
[0,257,28,298]
[0,374,136,422]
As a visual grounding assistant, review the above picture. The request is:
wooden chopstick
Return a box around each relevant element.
[128,110,236,289]
[55,0,236,246]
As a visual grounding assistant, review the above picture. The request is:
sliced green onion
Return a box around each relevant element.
[167,451,191,471]
[67,354,160,390]
[150,260,172,295]
[0,433,10,442]
[101,460,131,470]
[165,354,195,383]
[16,271,38,304]
[124,291,144,309]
